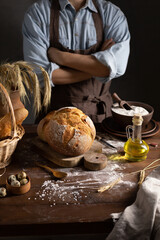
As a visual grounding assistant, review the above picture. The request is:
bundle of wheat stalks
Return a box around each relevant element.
[0,61,51,114]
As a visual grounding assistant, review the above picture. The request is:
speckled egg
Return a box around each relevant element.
[0,187,7,197]
[20,178,28,186]
[8,174,17,183]
[17,171,27,181]
[11,180,21,187]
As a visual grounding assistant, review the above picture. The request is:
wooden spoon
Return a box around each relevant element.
[36,162,67,179]
[112,92,132,110]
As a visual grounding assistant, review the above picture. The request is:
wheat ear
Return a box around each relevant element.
[97,158,160,193]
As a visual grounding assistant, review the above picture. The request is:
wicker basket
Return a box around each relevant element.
[0,83,25,169]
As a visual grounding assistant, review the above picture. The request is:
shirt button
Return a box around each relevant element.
[75,33,79,37]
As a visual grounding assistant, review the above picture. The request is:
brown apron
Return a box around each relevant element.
[37,0,113,124]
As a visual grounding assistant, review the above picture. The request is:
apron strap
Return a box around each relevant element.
[49,0,104,52]
[50,0,60,48]
[66,93,107,103]
[68,93,107,115]
[92,0,104,45]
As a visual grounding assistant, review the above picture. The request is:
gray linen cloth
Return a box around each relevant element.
[106,166,160,240]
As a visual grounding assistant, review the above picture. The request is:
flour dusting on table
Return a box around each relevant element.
[32,161,136,206]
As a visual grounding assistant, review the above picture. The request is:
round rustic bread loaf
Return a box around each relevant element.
[37,107,96,156]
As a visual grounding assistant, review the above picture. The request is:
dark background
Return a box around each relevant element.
[0,1,159,240]
[0,0,159,123]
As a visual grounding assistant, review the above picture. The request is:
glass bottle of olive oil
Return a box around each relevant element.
[124,114,149,161]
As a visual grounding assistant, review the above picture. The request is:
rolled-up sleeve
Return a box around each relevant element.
[92,2,130,83]
[22,2,59,87]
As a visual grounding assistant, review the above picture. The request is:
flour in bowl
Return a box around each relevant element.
[111,104,149,116]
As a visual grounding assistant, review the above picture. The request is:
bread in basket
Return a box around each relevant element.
[0,83,25,168]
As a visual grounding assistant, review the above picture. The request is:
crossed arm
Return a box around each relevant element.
[47,39,115,85]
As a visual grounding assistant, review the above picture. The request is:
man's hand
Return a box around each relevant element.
[48,38,115,65]
[101,39,115,51]
[48,39,115,79]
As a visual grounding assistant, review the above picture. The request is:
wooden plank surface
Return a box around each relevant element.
[0,124,160,237]
[32,137,103,168]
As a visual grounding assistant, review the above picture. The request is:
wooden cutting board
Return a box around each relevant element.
[84,152,108,171]
[32,137,103,168]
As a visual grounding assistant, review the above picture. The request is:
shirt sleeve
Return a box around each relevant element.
[91,2,130,83]
[22,2,59,87]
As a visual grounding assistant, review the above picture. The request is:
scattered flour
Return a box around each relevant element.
[33,161,136,206]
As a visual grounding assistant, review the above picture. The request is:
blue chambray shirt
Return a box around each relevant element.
[22,0,130,87]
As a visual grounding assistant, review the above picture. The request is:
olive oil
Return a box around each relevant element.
[124,114,149,161]
[124,138,149,161]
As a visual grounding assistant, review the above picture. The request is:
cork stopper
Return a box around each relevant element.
[132,114,143,126]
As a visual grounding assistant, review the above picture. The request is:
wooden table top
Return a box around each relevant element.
[0,124,160,237]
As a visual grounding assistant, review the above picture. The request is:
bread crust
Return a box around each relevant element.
[37,111,55,142]
[37,107,96,156]
[0,107,28,139]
